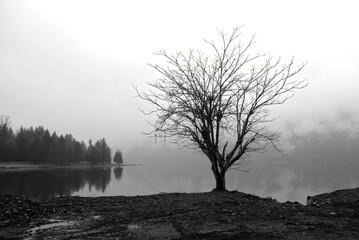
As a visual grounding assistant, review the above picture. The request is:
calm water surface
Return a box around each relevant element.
[1,144,359,204]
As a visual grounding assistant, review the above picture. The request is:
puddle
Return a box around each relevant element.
[128,224,141,229]
[127,222,180,239]
[27,219,78,235]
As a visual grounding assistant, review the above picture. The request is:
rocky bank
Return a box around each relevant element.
[1,188,359,239]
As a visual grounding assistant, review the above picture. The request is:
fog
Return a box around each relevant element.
[1,1,359,198]
[123,116,359,202]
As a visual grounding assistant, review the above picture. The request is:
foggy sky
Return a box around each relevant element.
[1,0,359,156]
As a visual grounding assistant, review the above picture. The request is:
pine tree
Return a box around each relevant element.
[113,150,123,164]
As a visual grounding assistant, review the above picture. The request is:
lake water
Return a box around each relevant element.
[1,144,359,204]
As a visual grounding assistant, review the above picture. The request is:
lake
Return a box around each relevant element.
[1,144,359,204]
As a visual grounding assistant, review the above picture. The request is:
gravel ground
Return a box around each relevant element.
[1,189,359,239]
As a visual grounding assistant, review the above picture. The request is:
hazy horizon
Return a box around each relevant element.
[1,0,359,171]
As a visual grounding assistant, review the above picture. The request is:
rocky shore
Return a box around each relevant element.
[1,188,359,239]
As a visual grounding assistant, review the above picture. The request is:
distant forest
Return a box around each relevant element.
[0,115,123,164]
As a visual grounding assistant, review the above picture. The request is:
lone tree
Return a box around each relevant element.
[113,150,123,164]
[136,27,307,191]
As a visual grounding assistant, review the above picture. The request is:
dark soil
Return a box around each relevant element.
[1,188,359,239]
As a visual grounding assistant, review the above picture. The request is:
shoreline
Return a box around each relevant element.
[0,162,139,171]
[1,188,358,239]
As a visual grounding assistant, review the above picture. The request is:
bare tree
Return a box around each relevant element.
[136,27,307,191]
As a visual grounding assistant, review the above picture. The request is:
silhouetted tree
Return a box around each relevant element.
[98,138,111,163]
[42,130,52,162]
[16,127,27,161]
[136,27,307,190]
[48,131,59,163]
[0,115,17,162]
[73,141,85,163]
[0,115,11,162]
[80,141,87,162]
[113,150,123,164]
[86,139,99,165]
[29,130,42,162]
[58,135,67,163]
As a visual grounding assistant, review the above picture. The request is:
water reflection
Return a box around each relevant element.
[1,124,359,203]
[0,167,114,198]
[113,167,123,180]
[120,132,359,204]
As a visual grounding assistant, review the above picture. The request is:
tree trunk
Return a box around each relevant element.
[212,164,226,191]
[215,173,226,191]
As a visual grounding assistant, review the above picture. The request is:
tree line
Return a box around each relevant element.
[0,115,123,164]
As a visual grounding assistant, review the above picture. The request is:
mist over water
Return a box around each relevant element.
[1,116,358,203]
[2,124,359,205]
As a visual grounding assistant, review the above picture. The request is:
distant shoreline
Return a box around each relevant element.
[0,162,139,171]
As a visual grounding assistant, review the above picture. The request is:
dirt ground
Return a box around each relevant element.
[1,189,359,239]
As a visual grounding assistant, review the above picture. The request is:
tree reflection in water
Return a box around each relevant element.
[113,167,123,180]
[0,167,112,198]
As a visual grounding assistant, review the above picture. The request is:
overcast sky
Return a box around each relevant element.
[1,0,359,153]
